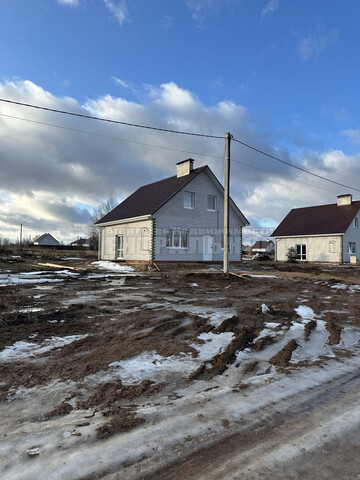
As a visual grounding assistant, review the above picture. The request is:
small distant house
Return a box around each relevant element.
[272,194,360,263]
[242,244,252,255]
[33,233,60,246]
[251,240,274,254]
[70,238,89,247]
[96,159,249,263]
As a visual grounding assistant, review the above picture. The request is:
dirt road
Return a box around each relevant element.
[1,254,360,479]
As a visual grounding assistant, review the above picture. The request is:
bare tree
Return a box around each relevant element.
[88,194,118,250]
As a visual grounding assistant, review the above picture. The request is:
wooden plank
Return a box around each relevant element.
[38,262,86,271]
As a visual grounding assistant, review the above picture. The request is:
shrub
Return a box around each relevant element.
[286,246,298,263]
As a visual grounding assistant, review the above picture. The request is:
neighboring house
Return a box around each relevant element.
[272,194,360,263]
[96,158,249,263]
[70,238,89,247]
[242,244,252,255]
[33,233,60,246]
[251,240,274,254]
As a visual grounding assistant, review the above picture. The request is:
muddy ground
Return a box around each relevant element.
[1,250,360,479]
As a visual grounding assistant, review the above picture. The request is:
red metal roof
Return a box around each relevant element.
[271,201,360,237]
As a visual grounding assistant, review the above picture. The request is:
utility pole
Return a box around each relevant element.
[20,223,22,249]
[223,132,231,277]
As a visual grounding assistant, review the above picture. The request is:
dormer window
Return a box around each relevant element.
[354,217,358,228]
[183,191,194,209]
[207,195,217,211]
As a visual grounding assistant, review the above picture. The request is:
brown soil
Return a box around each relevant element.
[269,339,298,367]
[77,379,168,409]
[45,402,73,418]
[96,407,145,439]
[304,320,317,341]
[187,328,256,381]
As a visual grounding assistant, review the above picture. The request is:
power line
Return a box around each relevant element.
[1,103,359,194]
[0,98,224,139]
[232,136,360,193]
[231,158,338,194]
[0,112,224,159]
[0,112,349,194]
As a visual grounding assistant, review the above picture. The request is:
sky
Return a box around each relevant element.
[1,0,360,244]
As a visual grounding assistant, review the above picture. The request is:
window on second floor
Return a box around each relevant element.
[183,191,195,209]
[354,217,358,228]
[207,195,217,211]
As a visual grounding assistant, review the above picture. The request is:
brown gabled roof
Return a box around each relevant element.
[96,166,206,224]
[271,201,360,237]
[252,240,273,249]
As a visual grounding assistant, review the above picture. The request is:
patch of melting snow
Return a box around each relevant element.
[169,304,237,327]
[330,283,347,290]
[0,335,88,361]
[18,307,44,313]
[0,273,63,286]
[63,294,100,305]
[92,261,135,273]
[108,331,234,384]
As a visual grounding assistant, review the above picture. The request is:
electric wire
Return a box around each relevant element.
[1,102,359,193]
[0,98,224,139]
[0,112,340,193]
[0,112,222,159]
[232,136,360,193]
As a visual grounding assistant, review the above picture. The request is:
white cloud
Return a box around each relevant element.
[57,0,79,6]
[296,24,337,61]
[112,77,130,89]
[342,129,360,144]
[186,0,238,26]
[103,0,128,26]
[0,78,359,242]
[261,0,279,18]
[159,15,173,29]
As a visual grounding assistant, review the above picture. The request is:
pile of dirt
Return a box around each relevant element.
[253,335,277,351]
[77,379,168,410]
[188,327,256,381]
[45,402,73,419]
[96,407,145,439]
[304,320,317,341]
[326,320,342,345]
[269,339,298,367]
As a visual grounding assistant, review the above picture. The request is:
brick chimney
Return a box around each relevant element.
[177,158,194,178]
[337,194,352,206]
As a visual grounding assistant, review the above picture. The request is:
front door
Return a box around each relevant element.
[115,235,124,259]
[203,235,213,261]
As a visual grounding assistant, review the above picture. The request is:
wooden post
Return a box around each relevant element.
[223,132,231,277]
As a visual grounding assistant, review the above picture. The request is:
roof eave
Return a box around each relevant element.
[96,214,153,227]
[272,232,344,238]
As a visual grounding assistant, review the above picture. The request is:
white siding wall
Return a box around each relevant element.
[100,219,152,262]
[343,214,360,262]
[154,170,244,262]
[275,235,342,263]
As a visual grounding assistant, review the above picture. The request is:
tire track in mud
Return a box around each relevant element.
[136,366,360,480]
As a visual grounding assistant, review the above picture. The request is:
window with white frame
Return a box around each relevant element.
[183,191,195,209]
[166,229,189,248]
[354,217,358,228]
[348,242,356,254]
[296,244,306,260]
[207,195,217,211]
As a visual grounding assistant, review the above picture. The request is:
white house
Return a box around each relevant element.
[33,233,60,246]
[251,240,274,254]
[96,159,249,263]
[272,194,360,263]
